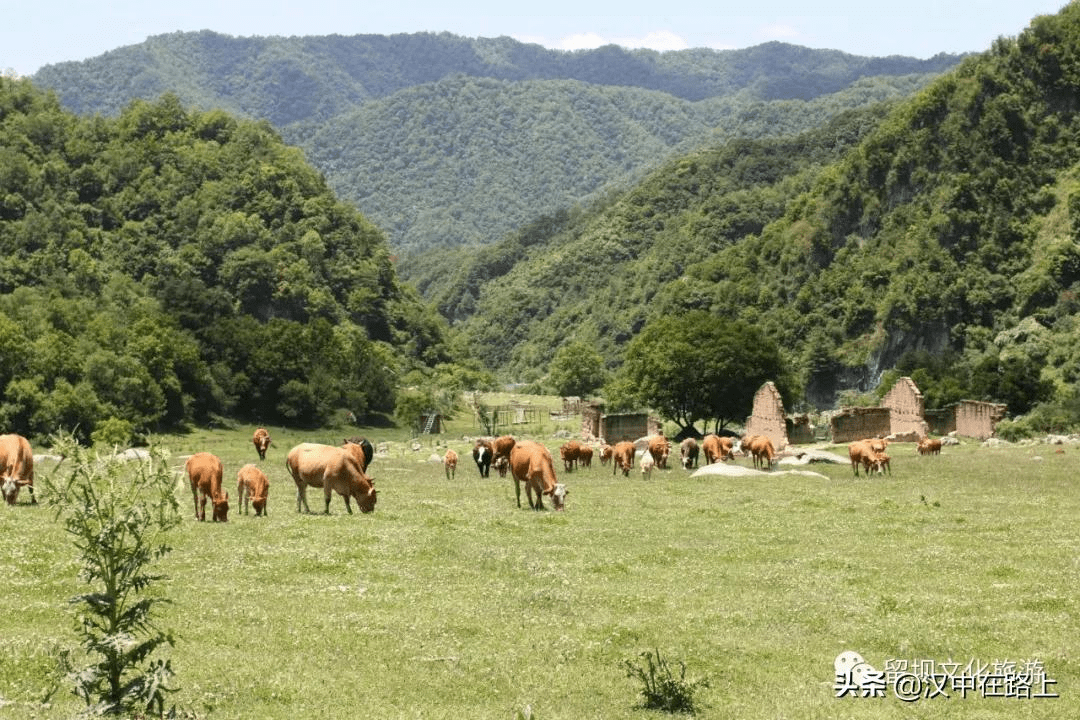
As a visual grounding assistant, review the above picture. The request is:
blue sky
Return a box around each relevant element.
[2,0,1070,77]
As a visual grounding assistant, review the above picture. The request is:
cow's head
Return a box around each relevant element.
[353,479,377,513]
[212,493,229,522]
[2,477,17,505]
[253,496,267,516]
[550,483,567,510]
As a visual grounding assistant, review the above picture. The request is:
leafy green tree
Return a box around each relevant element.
[611,310,791,433]
[548,341,607,397]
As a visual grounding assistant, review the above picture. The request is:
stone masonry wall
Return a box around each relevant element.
[954,400,1008,440]
[830,407,892,443]
[745,381,789,450]
[880,376,929,439]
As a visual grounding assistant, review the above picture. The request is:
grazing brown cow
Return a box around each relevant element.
[286,443,376,514]
[444,448,458,480]
[648,435,671,469]
[473,438,494,477]
[612,441,636,477]
[560,440,583,472]
[702,434,733,464]
[237,463,269,516]
[252,428,271,460]
[744,435,775,470]
[916,438,942,456]
[598,444,614,466]
[848,441,886,477]
[680,437,700,469]
[577,445,594,469]
[187,452,229,522]
[508,440,566,511]
[0,433,35,506]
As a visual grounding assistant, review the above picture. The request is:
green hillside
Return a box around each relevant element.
[0,79,451,441]
[31,32,961,252]
[454,5,1080,419]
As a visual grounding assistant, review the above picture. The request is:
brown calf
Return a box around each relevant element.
[187,452,229,522]
[237,463,269,516]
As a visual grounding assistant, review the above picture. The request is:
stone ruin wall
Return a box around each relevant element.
[830,407,892,444]
[880,376,929,439]
[745,381,789,450]
[953,400,1008,440]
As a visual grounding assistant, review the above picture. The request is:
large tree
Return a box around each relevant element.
[609,310,792,433]
[548,341,607,398]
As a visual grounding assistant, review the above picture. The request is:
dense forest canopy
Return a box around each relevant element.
[11,8,1080,439]
[450,4,1080,429]
[0,77,453,441]
[31,32,962,253]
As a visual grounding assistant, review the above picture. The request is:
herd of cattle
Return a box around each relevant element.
[0,426,949,517]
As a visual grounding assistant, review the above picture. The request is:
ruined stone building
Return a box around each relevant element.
[879,376,929,439]
[745,381,789,450]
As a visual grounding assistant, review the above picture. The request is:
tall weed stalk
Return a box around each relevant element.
[46,436,182,717]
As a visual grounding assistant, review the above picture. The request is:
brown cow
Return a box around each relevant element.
[0,433,35,506]
[492,435,516,464]
[648,435,671,469]
[237,463,269,516]
[187,452,229,522]
[680,437,699,469]
[559,440,583,472]
[577,445,594,469]
[444,448,458,480]
[612,441,636,477]
[848,440,886,477]
[493,455,510,478]
[473,438,494,477]
[343,436,374,471]
[286,443,376,514]
[252,428,271,460]
[508,440,566,510]
[598,444,614,466]
[917,438,942,456]
[744,435,775,470]
[702,434,733,464]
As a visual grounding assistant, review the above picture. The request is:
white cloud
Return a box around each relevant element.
[559,32,609,50]
[556,29,691,52]
[756,23,803,43]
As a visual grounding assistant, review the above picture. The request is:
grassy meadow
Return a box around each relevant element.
[1,402,1078,718]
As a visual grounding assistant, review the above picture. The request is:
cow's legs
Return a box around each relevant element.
[297,486,312,513]
[514,477,522,508]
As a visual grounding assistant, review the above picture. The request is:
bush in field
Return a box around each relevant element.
[90,417,134,448]
[45,435,183,717]
[623,648,709,714]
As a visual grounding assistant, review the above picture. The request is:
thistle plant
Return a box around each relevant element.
[46,435,182,717]
[623,648,709,714]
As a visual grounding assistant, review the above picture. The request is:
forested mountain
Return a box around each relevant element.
[31,32,962,252]
[0,78,452,441]
[455,5,1080,418]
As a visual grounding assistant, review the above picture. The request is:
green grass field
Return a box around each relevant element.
[1,416,1077,718]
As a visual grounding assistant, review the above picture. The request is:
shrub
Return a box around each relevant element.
[623,648,709,714]
[90,417,134,448]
